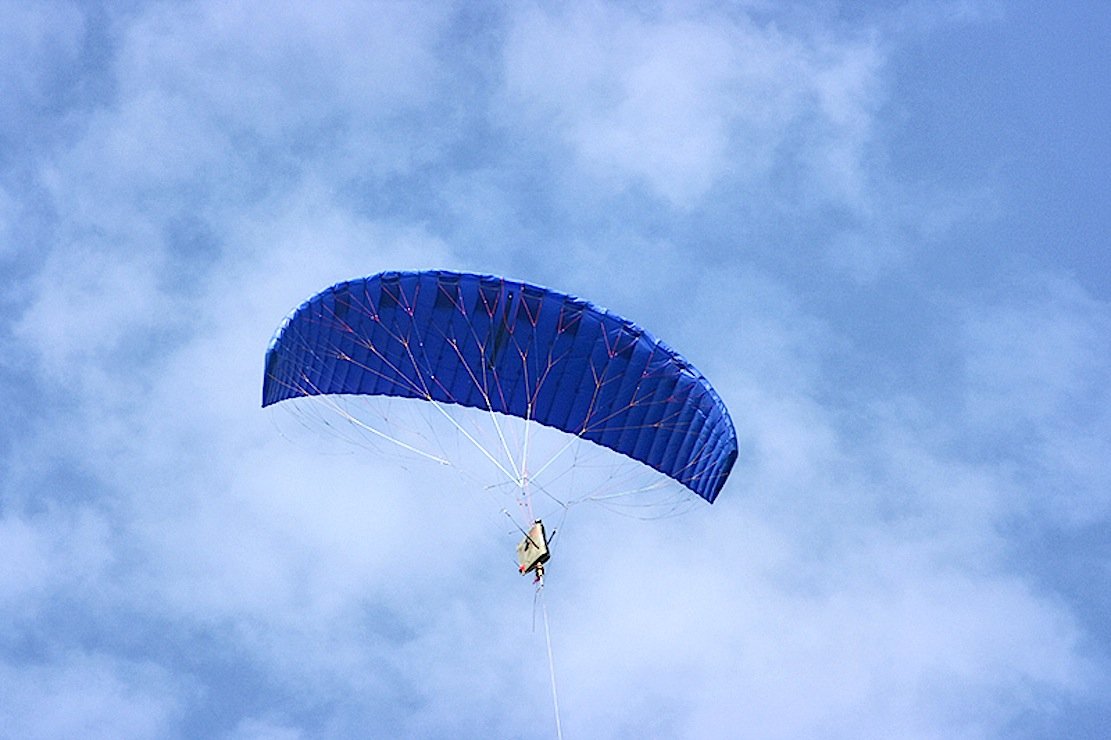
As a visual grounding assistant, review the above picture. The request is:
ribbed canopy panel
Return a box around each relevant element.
[263,270,737,502]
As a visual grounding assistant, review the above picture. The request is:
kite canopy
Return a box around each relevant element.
[263,270,737,502]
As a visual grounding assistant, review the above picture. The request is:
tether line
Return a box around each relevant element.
[540,588,563,740]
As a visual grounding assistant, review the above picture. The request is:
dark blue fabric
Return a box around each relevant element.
[263,270,737,502]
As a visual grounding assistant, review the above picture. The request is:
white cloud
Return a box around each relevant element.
[13,236,175,378]
[31,1,452,241]
[964,277,1108,426]
[502,3,883,209]
[113,1,445,131]
[0,653,184,740]
[961,276,1111,523]
[0,507,112,613]
[542,504,1086,739]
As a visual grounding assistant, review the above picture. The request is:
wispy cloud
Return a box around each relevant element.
[501,3,884,210]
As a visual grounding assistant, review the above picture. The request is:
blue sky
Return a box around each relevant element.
[2,1,1109,738]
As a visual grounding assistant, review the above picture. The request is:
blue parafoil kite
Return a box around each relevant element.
[263,270,736,503]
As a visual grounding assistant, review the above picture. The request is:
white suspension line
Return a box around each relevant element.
[526,434,583,482]
[427,398,521,487]
[311,393,451,466]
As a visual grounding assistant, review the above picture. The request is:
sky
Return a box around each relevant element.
[2,1,1109,738]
